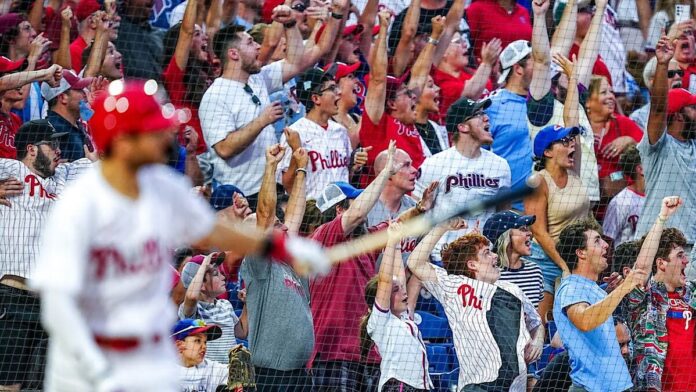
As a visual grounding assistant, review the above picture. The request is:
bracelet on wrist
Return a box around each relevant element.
[658,215,668,223]
[283,20,297,28]
[427,37,439,46]
[331,12,344,19]
[295,168,307,175]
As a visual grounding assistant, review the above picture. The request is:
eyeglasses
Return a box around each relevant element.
[555,135,575,147]
[397,88,416,99]
[291,3,306,12]
[464,110,486,122]
[318,84,339,95]
[35,140,60,150]
[668,69,685,78]
[243,84,261,106]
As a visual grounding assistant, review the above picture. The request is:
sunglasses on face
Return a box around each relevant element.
[243,84,261,106]
[668,69,685,78]
[291,3,306,12]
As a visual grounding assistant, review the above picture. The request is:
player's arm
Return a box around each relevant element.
[646,35,673,145]
[341,141,399,234]
[375,223,403,309]
[632,197,682,279]
[566,269,647,331]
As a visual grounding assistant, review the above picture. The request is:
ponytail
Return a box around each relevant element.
[359,276,379,360]
[532,156,546,172]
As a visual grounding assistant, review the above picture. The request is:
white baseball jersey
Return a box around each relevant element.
[0,158,92,279]
[414,147,511,260]
[422,265,540,391]
[602,187,644,248]
[31,164,216,339]
[178,358,228,392]
[277,117,351,200]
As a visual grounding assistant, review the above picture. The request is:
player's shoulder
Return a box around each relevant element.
[141,164,193,189]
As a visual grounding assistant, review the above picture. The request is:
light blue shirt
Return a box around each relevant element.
[553,275,632,392]
[485,89,532,210]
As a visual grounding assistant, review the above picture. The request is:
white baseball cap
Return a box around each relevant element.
[497,40,532,85]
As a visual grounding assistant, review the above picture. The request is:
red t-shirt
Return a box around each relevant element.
[0,112,22,159]
[680,63,696,91]
[162,58,207,155]
[465,0,532,59]
[594,115,643,179]
[359,112,425,185]
[432,67,493,120]
[662,291,696,391]
[569,43,613,86]
[70,36,88,72]
[308,215,384,366]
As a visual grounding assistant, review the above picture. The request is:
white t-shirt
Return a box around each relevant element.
[31,164,216,339]
[367,304,432,391]
[0,158,92,279]
[422,265,537,391]
[603,187,644,248]
[178,358,228,392]
[414,147,511,261]
[277,117,351,199]
[178,299,239,364]
[199,62,284,195]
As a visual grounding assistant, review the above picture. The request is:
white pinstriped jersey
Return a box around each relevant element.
[603,187,644,248]
[0,158,92,279]
[422,265,541,391]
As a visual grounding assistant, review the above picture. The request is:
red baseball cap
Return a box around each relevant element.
[667,88,696,114]
[89,80,181,151]
[0,13,23,35]
[364,71,410,98]
[315,23,366,44]
[75,0,102,22]
[323,61,361,80]
[261,0,284,24]
[0,56,25,74]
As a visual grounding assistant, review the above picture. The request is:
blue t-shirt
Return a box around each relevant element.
[485,89,532,210]
[553,275,632,392]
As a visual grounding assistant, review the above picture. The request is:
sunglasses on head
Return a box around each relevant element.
[668,69,685,78]
[243,84,261,106]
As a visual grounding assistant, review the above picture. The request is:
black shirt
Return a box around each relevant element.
[47,111,87,162]
[415,121,443,155]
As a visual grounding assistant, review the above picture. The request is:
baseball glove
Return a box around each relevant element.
[228,344,256,390]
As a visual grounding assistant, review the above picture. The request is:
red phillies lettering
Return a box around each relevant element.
[308,149,349,172]
[457,283,483,310]
[24,175,57,200]
[89,239,166,280]
[401,237,417,253]
[628,215,639,232]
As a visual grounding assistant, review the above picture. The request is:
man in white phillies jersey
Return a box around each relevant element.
[407,220,544,391]
[414,97,511,261]
[277,66,367,199]
[30,80,329,392]
[0,119,95,390]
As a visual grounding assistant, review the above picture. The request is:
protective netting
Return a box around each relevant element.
[0,0,693,391]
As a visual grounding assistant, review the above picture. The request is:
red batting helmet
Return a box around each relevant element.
[89,80,181,152]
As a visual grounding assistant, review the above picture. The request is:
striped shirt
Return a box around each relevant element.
[0,158,92,279]
[179,299,239,364]
[499,260,544,309]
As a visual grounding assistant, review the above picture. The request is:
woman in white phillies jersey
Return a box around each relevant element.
[30,80,330,392]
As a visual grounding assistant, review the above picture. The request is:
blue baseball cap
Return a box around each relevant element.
[171,319,222,341]
[482,210,536,245]
[533,125,581,158]
[210,184,245,211]
[315,181,363,213]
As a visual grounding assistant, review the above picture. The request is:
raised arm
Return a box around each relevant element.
[284,148,309,234]
[182,253,214,317]
[84,12,110,77]
[529,0,551,100]
[432,0,466,65]
[550,0,576,57]
[0,65,62,92]
[461,39,501,99]
[53,6,73,69]
[364,10,391,124]
[647,35,673,145]
[407,218,467,282]
[575,0,607,87]
[374,223,403,310]
[257,144,285,230]
[301,0,348,69]
[632,197,683,279]
[28,0,45,34]
[391,0,421,77]
[258,21,283,66]
[553,52,582,174]
[341,140,399,234]
[173,0,199,71]
[277,5,311,83]
[357,0,379,58]
[408,15,445,95]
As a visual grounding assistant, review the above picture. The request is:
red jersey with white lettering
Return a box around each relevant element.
[359,112,425,186]
[0,112,22,159]
[31,164,215,339]
[0,158,92,278]
[278,117,351,199]
[662,292,696,391]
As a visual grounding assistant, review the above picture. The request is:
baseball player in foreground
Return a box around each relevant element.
[30,80,329,392]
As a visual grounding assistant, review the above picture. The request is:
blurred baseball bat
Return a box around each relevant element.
[326,176,541,264]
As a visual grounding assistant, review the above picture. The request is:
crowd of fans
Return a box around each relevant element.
[0,0,695,390]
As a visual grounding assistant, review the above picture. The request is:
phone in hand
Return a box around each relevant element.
[676,4,691,24]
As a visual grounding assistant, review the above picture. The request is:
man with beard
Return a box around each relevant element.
[199,0,345,206]
[636,35,696,275]
[0,119,95,390]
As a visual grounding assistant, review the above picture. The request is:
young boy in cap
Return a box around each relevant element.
[31,80,328,392]
[172,319,228,392]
